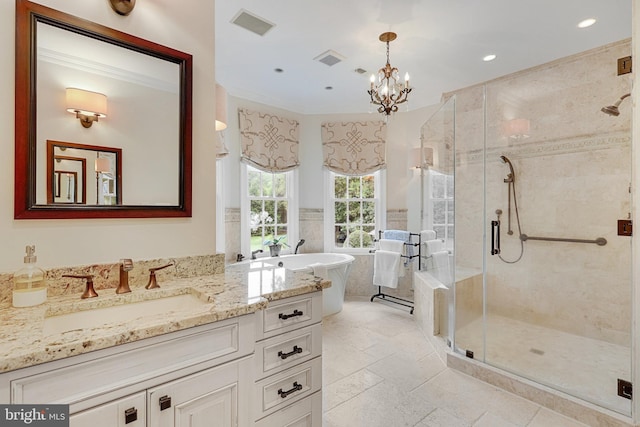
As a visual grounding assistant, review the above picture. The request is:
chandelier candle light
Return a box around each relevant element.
[368,32,412,115]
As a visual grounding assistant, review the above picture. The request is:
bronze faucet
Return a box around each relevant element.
[62,274,98,299]
[146,262,174,289]
[116,259,134,294]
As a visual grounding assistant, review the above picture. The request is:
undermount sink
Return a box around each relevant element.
[42,293,207,336]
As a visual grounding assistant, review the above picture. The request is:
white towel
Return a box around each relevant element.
[420,230,436,241]
[373,250,401,289]
[423,239,444,256]
[309,263,329,280]
[378,239,405,254]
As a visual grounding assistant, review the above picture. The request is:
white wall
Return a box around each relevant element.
[1,0,218,272]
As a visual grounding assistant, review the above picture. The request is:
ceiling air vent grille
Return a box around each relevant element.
[314,50,345,67]
[231,9,275,36]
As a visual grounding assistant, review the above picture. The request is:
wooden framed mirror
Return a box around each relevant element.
[15,0,192,219]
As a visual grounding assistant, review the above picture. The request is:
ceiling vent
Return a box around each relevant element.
[231,9,275,36]
[314,50,345,67]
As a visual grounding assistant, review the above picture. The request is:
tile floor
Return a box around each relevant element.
[322,297,589,427]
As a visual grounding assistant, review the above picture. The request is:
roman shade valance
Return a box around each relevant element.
[321,121,386,175]
[238,108,299,172]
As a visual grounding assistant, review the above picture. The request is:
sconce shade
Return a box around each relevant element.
[95,157,111,173]
[410,146,434,169]
[66,88,107,128]
[503,118,530,140]
[215,84,228,131]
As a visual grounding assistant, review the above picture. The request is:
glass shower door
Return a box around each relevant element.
[481,41,633,415]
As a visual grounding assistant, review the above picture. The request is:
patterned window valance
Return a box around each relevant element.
[321,121,386,175]
[238,108,299,172]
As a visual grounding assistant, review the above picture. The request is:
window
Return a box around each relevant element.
[325,170,385,252]
[241,164,298,257]
[426,169,454,251]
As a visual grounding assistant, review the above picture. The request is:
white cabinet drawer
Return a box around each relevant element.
[254,391,321,427]
[70,391,145,427]
[255,324,321,380]
[253,357,321,420]
[257,292,322,340]
[11,315,253,407]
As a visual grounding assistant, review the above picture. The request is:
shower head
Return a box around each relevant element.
[499,155,515,183]
[601,93,631,116]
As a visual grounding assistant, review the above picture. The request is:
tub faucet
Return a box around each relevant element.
[294,239,306,254]
[251,249,263,259]
[116,259,133,294]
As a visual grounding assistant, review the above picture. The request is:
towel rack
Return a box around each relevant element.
[370,230,421,314]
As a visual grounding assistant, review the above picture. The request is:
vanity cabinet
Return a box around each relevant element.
[253,291,323,426]
[1,314,254,427]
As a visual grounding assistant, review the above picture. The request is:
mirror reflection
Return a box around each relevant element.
[36,21,179,207]
[46,140,121,206]
[15,0,193,219]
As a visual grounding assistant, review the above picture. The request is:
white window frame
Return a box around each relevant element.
[324,169,386,254]
[424,169,454,251]
[240,163,298,259]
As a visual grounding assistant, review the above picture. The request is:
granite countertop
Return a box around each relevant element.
[0,262,329,373]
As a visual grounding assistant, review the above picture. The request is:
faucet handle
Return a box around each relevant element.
[121,258,133,271]
[116,259,134,294]
[145,262,174,290]
[63,274,98,299]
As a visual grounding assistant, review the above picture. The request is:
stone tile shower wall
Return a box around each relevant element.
[451,39,632,345]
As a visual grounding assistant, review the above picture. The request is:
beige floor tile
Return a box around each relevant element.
[323,368,384,411]
[322,298,594,427]
[415,408,471,427]
[367,352,446,392]
[527,408,590,427]
[472,412,519,427]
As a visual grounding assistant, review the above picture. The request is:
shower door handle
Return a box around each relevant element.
[491,220,501,255]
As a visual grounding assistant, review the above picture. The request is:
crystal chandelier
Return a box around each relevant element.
[368,32,412,115]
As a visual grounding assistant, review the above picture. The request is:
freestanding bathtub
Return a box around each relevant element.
[260,253,355,316]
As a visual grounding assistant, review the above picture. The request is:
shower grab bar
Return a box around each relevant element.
[491,220,501,255]
[520,234,607,246]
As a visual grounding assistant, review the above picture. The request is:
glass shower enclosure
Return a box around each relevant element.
[423,39,633,416]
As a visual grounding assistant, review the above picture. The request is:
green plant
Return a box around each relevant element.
[263,236,289,247]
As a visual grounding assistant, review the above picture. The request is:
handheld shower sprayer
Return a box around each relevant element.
[601,93,631,117]
[495,155,525,263]
[500,156,515,235]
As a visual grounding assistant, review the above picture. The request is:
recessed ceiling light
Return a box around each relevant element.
[483,54,497,62]
[578,18,596,28]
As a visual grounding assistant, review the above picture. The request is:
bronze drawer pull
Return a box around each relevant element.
[278,345,303,360]
[124,407,137,424]
[279,309,303,320]
[159,395,172,411]
[278,381,302,398]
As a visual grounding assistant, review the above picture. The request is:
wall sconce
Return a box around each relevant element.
[410,146,434,169]
[503,118,530,140]
[109,0,136,16]
[66,88,107,128]
[215,84,228,131]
